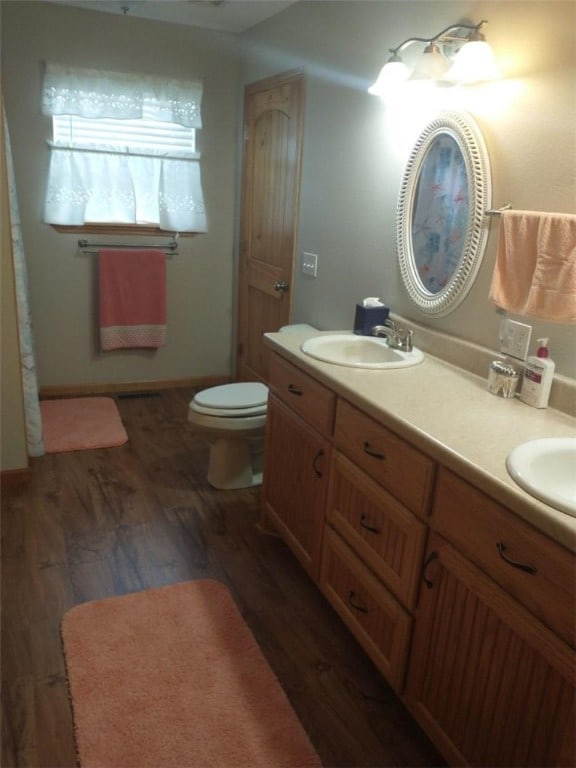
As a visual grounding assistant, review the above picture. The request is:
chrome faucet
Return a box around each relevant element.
[371,319,414,353]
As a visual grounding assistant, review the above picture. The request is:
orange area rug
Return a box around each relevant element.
[40,397,128,453]
[61,579,322,768]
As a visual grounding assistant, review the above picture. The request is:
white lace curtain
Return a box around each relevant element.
[42,62,207,232]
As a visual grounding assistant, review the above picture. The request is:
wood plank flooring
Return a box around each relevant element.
[1,388,445,768]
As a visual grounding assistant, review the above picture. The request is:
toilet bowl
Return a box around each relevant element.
[188,382,268,490]
[187,324,316,490]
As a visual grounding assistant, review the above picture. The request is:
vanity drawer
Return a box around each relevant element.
[268,353,336,436]
[327,452,427,609]
[432,467,576,647]
[320,527,412,692]
[334,399,435,517]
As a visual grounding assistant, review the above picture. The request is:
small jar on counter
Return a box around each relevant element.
[487,360,519,399]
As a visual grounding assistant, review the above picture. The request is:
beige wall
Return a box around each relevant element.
[1,96,29,472]
[1,1,241,389]
[241,1,576,378]
[2,0,575,397]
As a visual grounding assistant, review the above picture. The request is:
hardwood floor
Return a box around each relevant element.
[1,388,444,768]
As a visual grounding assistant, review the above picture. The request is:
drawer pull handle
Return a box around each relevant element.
[348,591,369,613]
[287,383,303,396]
[496,542,538,574]
[360,513,381,534]
[422,550,439,589]
[312,450,324,478]
[363,441,385,460]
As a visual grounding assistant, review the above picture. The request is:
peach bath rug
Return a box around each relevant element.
[61,579,322,768]
[40,397,128,453]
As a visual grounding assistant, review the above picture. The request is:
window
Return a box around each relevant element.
[41,62,207,233]
[52,115,196,155]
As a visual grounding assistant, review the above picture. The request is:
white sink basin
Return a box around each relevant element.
[300,333,424,369]
[506,438,576,517]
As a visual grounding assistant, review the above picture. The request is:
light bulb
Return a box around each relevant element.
[368,58,411,96]
[445,40,501,83]
[409,44,450,80]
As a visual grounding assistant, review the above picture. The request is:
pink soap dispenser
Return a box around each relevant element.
[520,338,555,408]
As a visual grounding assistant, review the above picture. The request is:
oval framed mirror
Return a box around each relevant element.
[397,111,491,317]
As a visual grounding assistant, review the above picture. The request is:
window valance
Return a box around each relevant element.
[42,62,206,232]
[42,62,203,128]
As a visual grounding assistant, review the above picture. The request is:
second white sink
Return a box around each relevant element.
[506,437,576,517]
[300,333,424,369]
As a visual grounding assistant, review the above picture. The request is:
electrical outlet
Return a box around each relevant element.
[499,319,532,360]
[302,252,318,277]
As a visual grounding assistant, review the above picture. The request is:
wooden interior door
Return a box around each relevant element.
[236,71,305,383]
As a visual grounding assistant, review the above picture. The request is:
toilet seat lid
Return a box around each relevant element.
[194,382,268,411]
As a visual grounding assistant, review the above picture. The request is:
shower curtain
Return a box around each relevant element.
[3,107,44,457]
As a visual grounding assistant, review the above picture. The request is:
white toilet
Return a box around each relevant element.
[187,324,316,490]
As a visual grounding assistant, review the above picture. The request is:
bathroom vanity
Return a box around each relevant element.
[261,329,576,768]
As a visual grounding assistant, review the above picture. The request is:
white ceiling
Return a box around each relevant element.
[45,0,299,34]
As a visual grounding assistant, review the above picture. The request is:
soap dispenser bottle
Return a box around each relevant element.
[520,338,555,408]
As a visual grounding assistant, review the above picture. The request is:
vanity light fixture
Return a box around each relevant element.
[368,20,500,96]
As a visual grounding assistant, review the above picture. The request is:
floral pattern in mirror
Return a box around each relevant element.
[411,135,469,294]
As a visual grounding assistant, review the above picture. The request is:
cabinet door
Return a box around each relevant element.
[406,534,575,767]
[262,395,330,581]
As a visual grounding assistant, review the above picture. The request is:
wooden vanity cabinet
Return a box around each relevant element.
[406,469,576,767]
[262,349,576,766]
[406,533,575,767]
[262,354,335,581]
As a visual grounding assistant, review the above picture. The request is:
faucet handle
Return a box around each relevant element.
[401,328,414,352]
[384,318,397,330]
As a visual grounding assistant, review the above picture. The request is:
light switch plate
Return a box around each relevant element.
[302,252,318,277]
[500,319,532,360]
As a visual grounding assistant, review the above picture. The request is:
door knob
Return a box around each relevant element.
[273,280,289,293]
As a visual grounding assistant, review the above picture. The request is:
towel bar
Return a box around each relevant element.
[485,204,512,216]
[78,237,179,255]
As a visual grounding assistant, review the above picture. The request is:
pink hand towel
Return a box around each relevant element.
[489,211,576,323]
[99,249,167,351]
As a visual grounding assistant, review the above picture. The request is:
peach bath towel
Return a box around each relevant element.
[99,249,167,350]
[489,211,576,322]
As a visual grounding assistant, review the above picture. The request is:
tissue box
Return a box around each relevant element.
[353,304,390,335]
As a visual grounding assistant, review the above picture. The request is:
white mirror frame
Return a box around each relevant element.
[397,111,492,317]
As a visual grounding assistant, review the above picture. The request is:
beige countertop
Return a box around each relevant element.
[264,330,576,553]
